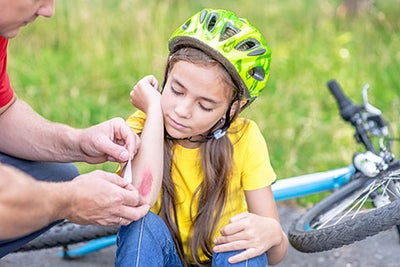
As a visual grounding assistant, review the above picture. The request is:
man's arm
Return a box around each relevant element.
[0,98,137,163]
[0,98,78,161]
[0,164,62,238]
[0,163,150,239]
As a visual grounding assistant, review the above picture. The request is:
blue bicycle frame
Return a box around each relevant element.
[272,165,355,201]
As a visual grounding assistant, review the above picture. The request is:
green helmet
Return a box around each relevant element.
[169,8,272,102]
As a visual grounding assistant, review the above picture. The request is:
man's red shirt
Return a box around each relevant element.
[0,36,15,108]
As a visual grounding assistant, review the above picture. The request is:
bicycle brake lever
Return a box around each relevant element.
[362,83,388,130]
[362,84,382,116]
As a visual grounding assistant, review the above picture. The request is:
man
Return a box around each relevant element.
[0,0,149,258]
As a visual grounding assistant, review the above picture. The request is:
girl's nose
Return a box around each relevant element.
[174,100,192,119]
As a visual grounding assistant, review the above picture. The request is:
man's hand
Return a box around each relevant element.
[78,118,140,164]
[62,170,150,226]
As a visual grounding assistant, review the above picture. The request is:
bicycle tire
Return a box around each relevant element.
[16,221,119,252]
[288,161,400,253]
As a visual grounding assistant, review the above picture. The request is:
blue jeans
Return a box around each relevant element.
[116,212,268,267]
[0,153,80,258]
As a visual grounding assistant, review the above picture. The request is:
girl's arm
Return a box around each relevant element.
[245,187,289,265]
[213,186,288,265]
[125,75,164,207]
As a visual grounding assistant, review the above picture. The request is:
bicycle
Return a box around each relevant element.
[14,79,400,258]
[287,79,400,253]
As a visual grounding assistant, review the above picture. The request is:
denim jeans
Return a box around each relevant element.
[115,212,268,267]
[0,152,79,258]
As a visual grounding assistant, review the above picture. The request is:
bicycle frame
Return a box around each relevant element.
[272,165,355,201]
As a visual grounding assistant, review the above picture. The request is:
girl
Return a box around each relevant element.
[116,8,288,267]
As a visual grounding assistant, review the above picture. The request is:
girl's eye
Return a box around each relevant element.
[170,85,213,112]
[199,103,213,112]
[171,86,183,95]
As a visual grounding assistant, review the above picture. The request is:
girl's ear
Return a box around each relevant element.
[230,100,248,117]
[239,100,249,110]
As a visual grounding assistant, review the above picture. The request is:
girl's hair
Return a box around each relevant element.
[159,47,243,266]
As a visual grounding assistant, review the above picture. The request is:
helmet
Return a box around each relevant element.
[168,8,272,103]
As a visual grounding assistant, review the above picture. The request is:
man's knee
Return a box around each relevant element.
[0,153,79,182]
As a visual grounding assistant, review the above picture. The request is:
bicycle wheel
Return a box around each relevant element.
[288,160,400,253]
[16,221,119,252]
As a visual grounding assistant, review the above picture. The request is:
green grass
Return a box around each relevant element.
[7,0,400,204]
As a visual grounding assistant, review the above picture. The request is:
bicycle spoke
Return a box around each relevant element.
[312,170,400,229]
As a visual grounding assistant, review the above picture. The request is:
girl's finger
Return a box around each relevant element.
[228,248,259,264]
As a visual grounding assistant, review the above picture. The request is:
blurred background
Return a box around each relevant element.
[8,0,400,205]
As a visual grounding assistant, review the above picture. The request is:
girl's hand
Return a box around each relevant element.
[213,212,283,264]
[130,75,161,112]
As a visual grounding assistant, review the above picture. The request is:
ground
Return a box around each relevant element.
[1,203,399,267]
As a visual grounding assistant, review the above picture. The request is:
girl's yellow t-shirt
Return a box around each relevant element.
[126,110,276,261]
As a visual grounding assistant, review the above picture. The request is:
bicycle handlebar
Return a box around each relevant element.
[327,79,378,154]
[327,79,364,122]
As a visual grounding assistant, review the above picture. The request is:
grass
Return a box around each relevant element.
[7,0,400,205]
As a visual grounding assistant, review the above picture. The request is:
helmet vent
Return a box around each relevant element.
[249,66,265,81]
[199,10,208,23]
[235,38,260,52]
[206,13,218,32]
[249,48,267,56]
[182,19,191,30]
[220,22,240,41]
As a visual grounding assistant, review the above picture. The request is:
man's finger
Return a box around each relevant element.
[119,205,150,224]
[114,120,140,161]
